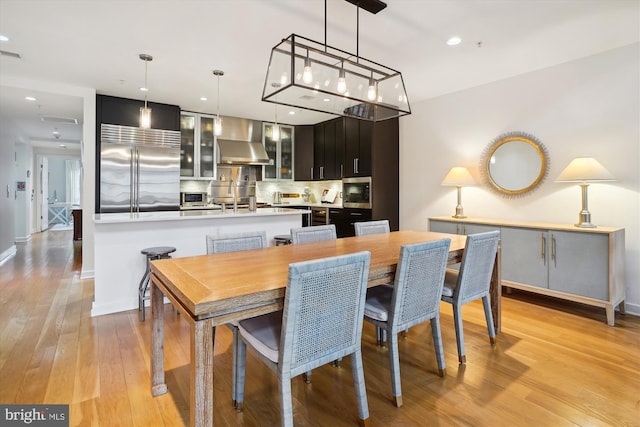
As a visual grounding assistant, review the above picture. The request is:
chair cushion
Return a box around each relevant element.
[238,311,283,363]
[364,285,394,322]
[442,269,459,298]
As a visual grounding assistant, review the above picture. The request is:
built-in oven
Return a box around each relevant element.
[180,192,208,207]
[342,176,371,209]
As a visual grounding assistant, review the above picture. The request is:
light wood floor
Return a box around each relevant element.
[1,230,639,426]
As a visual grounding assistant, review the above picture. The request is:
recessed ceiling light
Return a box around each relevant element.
[0,35,9,42]
[446,36,462,46]
[25,96,36,101]
[323,98,331,102]
[139,87,149,92]
[59,144,66,149]
[289,111,295,115]
[200,97,207,101]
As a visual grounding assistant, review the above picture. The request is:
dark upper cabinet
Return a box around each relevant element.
[313,123,325,180]
[344,117,373,177]
[96,94,180,131]
[294,125,314,181]
[312,118,343,180]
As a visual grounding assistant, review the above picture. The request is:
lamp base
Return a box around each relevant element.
[452,214,467,219]
[575,210,596,228]
[575,222,597,228]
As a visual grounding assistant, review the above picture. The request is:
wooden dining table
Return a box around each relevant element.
[149,230,501,427]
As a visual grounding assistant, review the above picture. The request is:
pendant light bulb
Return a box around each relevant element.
[139,54,153,129]
[214,116,222,136]
[303,51,313,84]
[337,65,347,94]
[367,72,377,101]
[213,70,224,136]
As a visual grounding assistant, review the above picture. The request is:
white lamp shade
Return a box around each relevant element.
[555,157,615,182]
[441,167,476,186]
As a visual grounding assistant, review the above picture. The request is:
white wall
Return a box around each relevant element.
[0,133,17,263]
[400,43,640,315]
[14,143,32,242]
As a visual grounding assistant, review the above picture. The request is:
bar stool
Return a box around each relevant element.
[273,234,292,246]
[138,246,176,321]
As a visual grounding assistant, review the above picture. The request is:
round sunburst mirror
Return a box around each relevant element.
[480,132,550,197]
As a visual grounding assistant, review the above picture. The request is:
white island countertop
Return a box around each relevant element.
[94,207,310,224]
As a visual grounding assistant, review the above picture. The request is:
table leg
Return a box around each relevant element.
[191,319,215,427]
[490,240,502,333]
[151,276,167,396]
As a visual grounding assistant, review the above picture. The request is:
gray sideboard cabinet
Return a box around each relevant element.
[429,216,625,326]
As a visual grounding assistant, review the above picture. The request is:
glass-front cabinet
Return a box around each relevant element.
[180,114,195,177]
[263,123,294,180]
[180,112,216,178]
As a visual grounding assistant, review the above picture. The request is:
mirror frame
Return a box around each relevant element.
[480,131,550,197]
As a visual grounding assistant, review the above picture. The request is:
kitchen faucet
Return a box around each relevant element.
[228,175,238,213]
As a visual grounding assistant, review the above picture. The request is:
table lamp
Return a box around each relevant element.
[555,157,615,228]
[441,167,476,218]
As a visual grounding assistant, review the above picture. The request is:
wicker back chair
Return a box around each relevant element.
[235,251,372,427]
[441,230,500,364]
[354,219,390,236]
[363,239,450,407]
[353,219,392,343]
[290,224,337,244]
[206,230,267,254]
[205,230,267,408]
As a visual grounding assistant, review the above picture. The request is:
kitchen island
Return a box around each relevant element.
[91,208,309,316]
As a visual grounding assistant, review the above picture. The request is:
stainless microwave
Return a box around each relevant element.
[342,177,371,209]
[181,192,208,207]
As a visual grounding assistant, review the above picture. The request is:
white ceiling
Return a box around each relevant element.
[1,0,638,152]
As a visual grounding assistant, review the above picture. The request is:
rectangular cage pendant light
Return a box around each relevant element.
[262,33,411,122]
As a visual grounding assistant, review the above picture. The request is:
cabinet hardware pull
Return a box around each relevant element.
[551,234,557,267]
[310,167,313,180]
[320,166,324,179]
[541,233,546,265]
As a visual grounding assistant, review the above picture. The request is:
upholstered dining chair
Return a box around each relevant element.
[363,239,451,407]
[354,219,390,236]
[205,230,267,408]
[290,224,337,244]
[235,251,372,427]
[441,230,500,364]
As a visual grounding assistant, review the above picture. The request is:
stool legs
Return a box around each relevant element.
[139,254,172,321]
[139,256,153,321]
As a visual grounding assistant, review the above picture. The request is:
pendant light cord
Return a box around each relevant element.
[356,5,359,61]
[216,74,220,118]
[324,0,327,51]
[144,59,148,109]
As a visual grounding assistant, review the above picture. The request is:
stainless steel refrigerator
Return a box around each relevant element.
[99,124,181,213]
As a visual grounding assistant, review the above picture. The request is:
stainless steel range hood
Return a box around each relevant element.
[217,139,270,165]
[215,116,270,165]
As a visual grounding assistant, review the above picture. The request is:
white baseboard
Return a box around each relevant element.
[90,297,171,317]
[0,245,17,266]
[15,235,32,243]
[80,268,95,280]
[622,301,640,317]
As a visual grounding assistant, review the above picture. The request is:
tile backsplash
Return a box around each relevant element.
[180,179,343,205]
[256,180,342,205]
